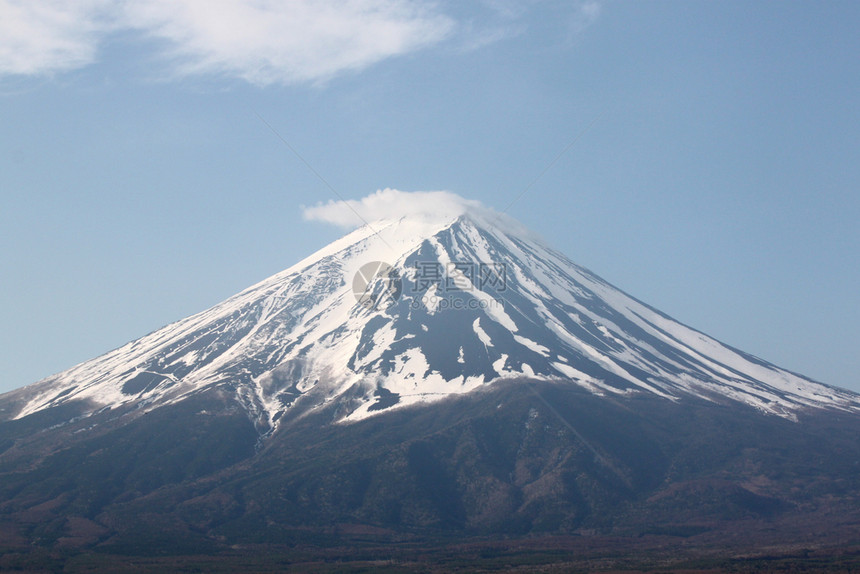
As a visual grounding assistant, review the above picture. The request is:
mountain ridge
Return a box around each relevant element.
[3,208,857,431]
[3,194,860,568]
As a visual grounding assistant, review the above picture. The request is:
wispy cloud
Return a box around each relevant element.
[445,0,602,53]
[121,0,454,86]
[0,0,601,85]
[303,188,533,240]
[0,0,114,76]
[303,188,486,227]
[0,0,453,84]
[569,1,600,35]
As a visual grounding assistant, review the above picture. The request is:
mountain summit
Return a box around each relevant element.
[4,190,857,430]
[3,190,860,568]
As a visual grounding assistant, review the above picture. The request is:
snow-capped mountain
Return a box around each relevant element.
[3,196,858,430]
[5,191,860,565]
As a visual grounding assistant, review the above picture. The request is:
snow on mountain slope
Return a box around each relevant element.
[3,191,859,431]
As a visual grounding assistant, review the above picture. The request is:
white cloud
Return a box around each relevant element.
[0,0,601,84]
[302,188,489,227]
[121,0,454,86]
[0,0,114,76]
[303,189,535,241]
[0,0,453,84]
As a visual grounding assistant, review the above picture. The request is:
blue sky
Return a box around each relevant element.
[1,0,858,394]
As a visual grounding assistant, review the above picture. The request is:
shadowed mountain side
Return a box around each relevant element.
[2,380,860,568]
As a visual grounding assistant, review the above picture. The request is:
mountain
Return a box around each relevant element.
[4,206,857,427]
[2,194,859,571]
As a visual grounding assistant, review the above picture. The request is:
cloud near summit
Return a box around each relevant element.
[302,189,491,227]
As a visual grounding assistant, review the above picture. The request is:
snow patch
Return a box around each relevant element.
[473,318,493,348]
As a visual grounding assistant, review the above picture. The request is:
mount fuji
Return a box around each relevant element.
[3,190,857,429]
[2,190,860,570]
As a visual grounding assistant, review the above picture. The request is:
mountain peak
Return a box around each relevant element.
[303,188,485,227]
[4,190,860,431]
[302,188,532,243]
